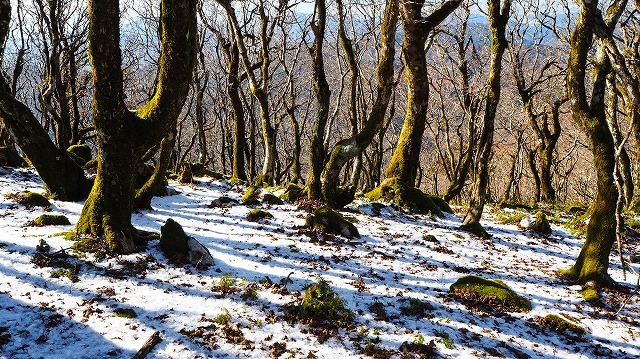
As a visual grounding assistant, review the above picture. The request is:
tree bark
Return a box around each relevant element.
[463,0,511,225]
[0,1,89,200]
[383,0,462,188]
[321,0,399,207]
[563,0,619,287]
[307,0,331,199]
[76,0,196,254]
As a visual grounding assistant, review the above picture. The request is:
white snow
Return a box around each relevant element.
[0,168,638,358]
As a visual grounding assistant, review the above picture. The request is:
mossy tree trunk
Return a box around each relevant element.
[307,0,331,199]
[563,0,621,286]
[217,0,283,186]
[606,74,633,205]
[75,0,196,254]
[321,0,399,207]
[134,129,176,210]
[382,0,462,189]
[463,0,511,225]
[0,1,89,200]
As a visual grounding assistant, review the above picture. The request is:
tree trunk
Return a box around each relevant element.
[321,0,399,207]
[563,0,619,287]
[307,0,330,199]
[76,0,196,254]
[134,129,176,210]
[463,0,511,225]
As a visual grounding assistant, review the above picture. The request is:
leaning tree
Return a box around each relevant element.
[75,0,196,254]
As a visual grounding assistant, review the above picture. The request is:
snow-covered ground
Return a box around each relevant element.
[0,168,638,358]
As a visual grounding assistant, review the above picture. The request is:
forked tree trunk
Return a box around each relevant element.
[75,0,196,254]
[384,0,462,188]
[563,0,621,287]
[321,0,399,207]
[463,0,511,225]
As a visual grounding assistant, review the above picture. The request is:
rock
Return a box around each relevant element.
[186,238,214,266]
[365,178,449,216]
[160,218,213,267]
[261,193,283,205]
[67,144,92,166]
[305,206,360,238]
[459,222,490,238]
[520,211,552,235]
[449,275,532,312]
[280,183,305,202]
[247,209,273,222]
[12,192,51,207]
[208,196,238,208]
[34,214,71,226]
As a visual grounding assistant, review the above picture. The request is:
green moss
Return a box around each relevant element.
[300,279,354,328]
[34,214,71,226]
[229,177,246,186]
[459,222,490,238]
[280,183,305,202]
[83,158,98,169]
[262,193,283,205]
[494,210,526,224]
[541,314,585,335]
[566,209,591,238]
[114,308,137,318]
[50,268,79,282]
[242,186,260,203]
[534,211,552,234]
[365,178,446,216]
[580,286,603,306]
[305,206,360,238]
[252,174,270,187]
[67,144,92,165]
[247,209,273,222]
[400,298,433,317]
[159,218,189,257]
[449,275,532,312]
[423,234,439,243]
[10,192,51,207]
[428,196,452,213]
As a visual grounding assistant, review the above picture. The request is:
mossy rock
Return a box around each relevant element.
[449,275,532,312]
[427,195,452,214]
[160,218,190,257]
[229,177,246,186]
[305,206,360,238]
[208,196,238,208]
[299,279,354,328]
[262,193,284,205]
[252,174,271,187]
[247,209,273,222]
[423,234,439,244]
[365,178,446,216]
[280,183,305,202]
[34,214,71,226]
[0,145,25,167]
[242,186,260,204]
[459,221,490,238]
[539,314,585,335]
[178,165,193,184]
[580,283,604,307]
[519,211,551,235]
[67,144,92,165]
[12,192,51,207]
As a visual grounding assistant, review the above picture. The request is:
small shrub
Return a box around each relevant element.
[214,308,231,325]
[299,279,354,328]
[212,273,240,294]
[247,209,273,222]
[240,282,259,301]
[50,267,79,282]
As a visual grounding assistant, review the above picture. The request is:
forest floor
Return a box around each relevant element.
[0,168,639,359]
